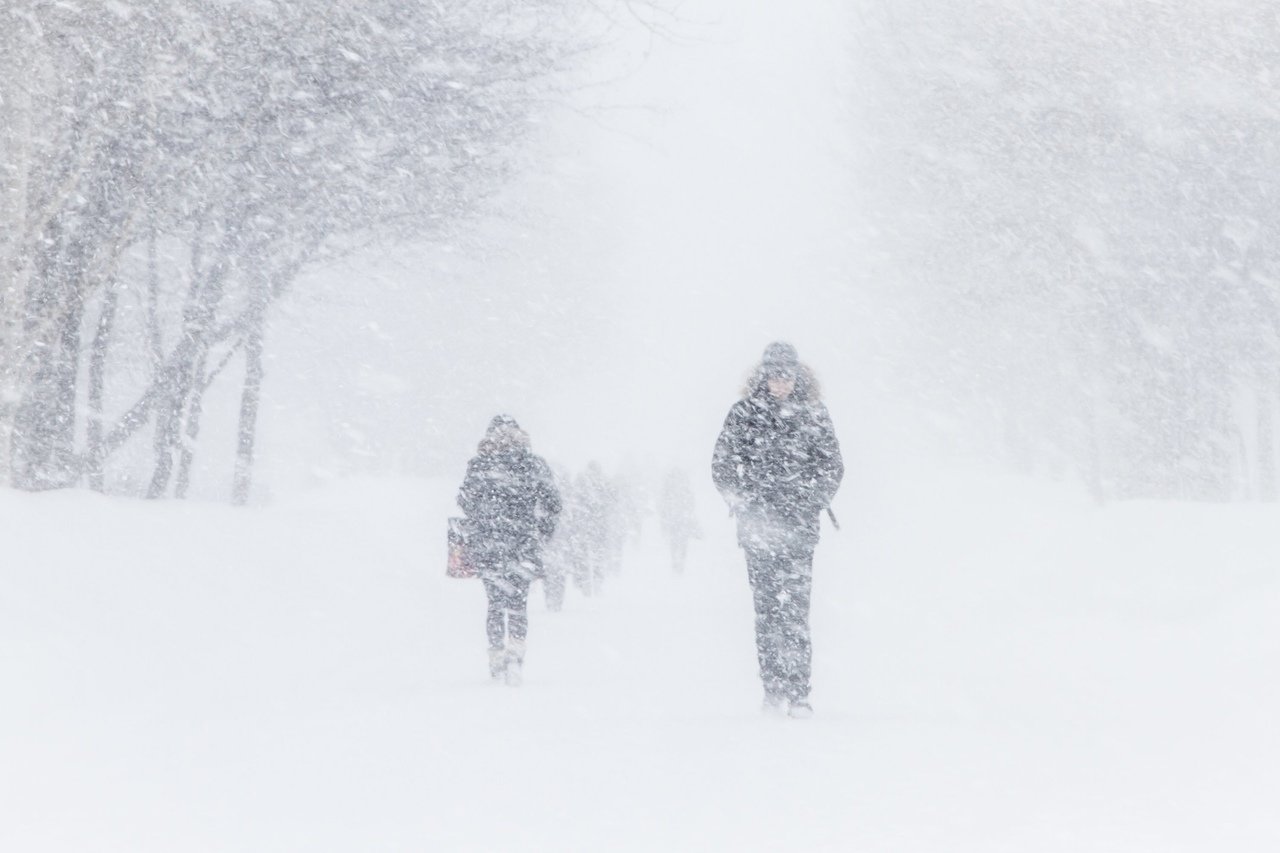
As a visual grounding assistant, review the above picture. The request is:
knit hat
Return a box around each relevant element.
[761,341,799,375]
[487,414,521,434]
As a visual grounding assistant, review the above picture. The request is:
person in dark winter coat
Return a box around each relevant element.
[457,415,562,685]
[712,342,843,717]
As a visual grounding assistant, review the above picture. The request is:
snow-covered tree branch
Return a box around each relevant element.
[1,0,610,498]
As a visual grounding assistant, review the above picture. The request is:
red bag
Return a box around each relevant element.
[446,517,476,578]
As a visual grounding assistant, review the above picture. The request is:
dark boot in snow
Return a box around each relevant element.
[488,647,507,680]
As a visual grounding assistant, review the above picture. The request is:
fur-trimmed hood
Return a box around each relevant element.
[743,360,822,404]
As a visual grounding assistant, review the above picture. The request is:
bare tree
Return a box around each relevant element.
[3,0,611,499]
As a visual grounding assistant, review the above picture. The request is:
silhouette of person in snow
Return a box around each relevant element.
[659,467,700,573]
[457,415,561,685]
[712,342,843,717]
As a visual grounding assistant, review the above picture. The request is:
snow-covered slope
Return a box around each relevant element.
[3,473,1276,851]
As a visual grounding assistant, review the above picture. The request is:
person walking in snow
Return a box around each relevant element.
[712,342,843,717]
[568,461,617,594]
[539,466,574,612]
[659,467,700,573]
[457,415,562,685]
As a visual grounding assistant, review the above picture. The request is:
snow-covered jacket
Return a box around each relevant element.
[712,367,843,550]
[457,426,561,559]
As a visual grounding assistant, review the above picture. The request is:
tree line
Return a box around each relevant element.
[0,0,599,500]
[852,0,1280,501]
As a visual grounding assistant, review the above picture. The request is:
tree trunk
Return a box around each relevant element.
[11,222,89,491]
[146,209,164,373]
[146,358,196,499]
[1081,395,1105,504]
[146,231,233,499]
[174,351,209,500]
[0,32,35,489]
[232,307,266,506]
[1259,390,1277,502]
[86,280,119,492]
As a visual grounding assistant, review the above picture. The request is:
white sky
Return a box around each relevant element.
[257,0,893,494]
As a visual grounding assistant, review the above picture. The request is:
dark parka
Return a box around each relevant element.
[712,364,843,551]
[458,422,562,572]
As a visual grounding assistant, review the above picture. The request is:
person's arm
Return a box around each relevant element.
[810,403,844,509]
[712,402,748,508]
[534,458,562,538]
[457,458,480,515]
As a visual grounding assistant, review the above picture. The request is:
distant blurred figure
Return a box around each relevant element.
[605,471,635,576]
[569,461,617,594]
[613,468,648,553]
[540,467,575,612]
[659,467,700,573]
[457,415,561,686]
[712,343,843,718]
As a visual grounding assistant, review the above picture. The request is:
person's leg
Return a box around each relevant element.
[777,548,815,704]
[481,575,506,649]
[745,548,788,701]
[481,572,508,678]
[496,569,531,684]
[505,571,532,647]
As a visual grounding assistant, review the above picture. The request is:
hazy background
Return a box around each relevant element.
[7,0,1277,504]
[255,0,880,495]
[253,0,1280,506]
[6,6,1279,849]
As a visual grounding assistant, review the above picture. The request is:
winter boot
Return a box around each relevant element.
[787,700,814,719]
[504,640,526,687]
[488,647,507,681]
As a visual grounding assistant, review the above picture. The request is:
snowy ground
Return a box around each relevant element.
[3,472,1277,852]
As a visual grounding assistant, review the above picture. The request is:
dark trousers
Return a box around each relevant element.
[473,538,539,651]
[482,571,531,650]
[745,546,814,702]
